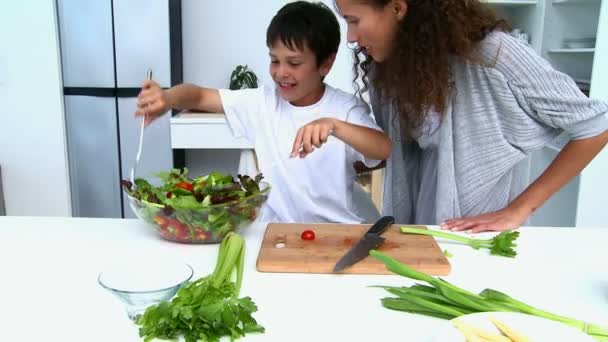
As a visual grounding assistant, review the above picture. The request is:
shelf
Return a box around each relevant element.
[548,48,595,53]
[484,0,538,5]
[169,112,227,124]
[170,112,253,149]
[553,0,601,4]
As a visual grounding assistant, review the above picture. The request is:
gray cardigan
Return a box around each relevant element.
[373,31,608,225]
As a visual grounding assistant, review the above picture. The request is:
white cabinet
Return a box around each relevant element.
[56,0,115,87]
[170,113,253,149]
[56,1,178,218]
[118,98,173,218]
[577,0,608,226]
[64,96,121,218]
[486,0,607,227]
[113,0,171,88]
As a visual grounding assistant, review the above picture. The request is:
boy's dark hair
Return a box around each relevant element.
[266,1,340,66]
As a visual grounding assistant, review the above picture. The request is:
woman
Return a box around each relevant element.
[334,0,608,232]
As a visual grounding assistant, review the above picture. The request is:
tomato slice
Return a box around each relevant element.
[301,230,315,241]
[176,181,193,192]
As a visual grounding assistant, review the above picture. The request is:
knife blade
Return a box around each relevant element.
[332,216,396,273]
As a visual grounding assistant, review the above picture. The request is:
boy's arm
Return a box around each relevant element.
[165,84,223,113]
[332,119,391,160]
[291,117,392,160]
[135,80,224,125]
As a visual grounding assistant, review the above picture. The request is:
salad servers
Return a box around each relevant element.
[130,68,152,185]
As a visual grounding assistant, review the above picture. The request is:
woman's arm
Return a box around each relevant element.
[291,117,392,160]
[442,129,608,233]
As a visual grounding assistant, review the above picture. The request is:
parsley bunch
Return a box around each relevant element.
[136,233,264,341]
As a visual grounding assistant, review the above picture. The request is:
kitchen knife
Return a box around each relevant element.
[332,216,396,273]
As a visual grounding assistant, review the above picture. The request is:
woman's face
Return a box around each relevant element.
[335,0,407,62]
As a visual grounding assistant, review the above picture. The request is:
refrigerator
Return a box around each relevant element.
[56,0,183,218]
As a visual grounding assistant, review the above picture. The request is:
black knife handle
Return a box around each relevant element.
[366,216,395,236]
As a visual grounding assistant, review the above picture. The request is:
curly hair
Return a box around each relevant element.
[352,0,510,139]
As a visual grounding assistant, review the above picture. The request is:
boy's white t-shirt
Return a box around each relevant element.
[219,84,382,224]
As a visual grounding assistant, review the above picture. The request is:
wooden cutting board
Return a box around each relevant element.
[256,223,451,275]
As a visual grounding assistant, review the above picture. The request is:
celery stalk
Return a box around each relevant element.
[211,232,244,288]
[400,226,519,257]
[234,239,245,296]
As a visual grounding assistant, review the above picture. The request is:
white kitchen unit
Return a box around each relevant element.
[577,0,608,226]
[56,0,182,219]
[0,167,5,216]
[170,113,252,149]
[170,113,258,187]
[487,0,608,227]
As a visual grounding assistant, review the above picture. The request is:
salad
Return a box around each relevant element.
[122,168,269,243]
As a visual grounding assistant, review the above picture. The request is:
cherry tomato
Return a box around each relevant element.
[153,215,169,229]
[168,219,185,230]
[176,181,193,192]
[194,230,209,241]
[160,228,173,240]
[176,229,191,242]
[301,230,316,241]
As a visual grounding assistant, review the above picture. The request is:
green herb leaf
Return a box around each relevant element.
[136,233,264,341]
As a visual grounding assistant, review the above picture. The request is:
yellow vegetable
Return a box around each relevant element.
[490,317,532,342]
[453,320,489,342]
[453,320,512,342]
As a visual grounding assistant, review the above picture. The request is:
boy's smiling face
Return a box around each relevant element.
[269,40,335,107]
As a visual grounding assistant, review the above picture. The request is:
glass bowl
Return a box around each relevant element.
[98,260,193,321]
[128,182,270,244]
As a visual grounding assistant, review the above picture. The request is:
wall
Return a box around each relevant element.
[0,1,71,216]
[181,0,356,176]
[576,0,608,227]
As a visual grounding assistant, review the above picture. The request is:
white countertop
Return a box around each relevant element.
[1,216,607,341]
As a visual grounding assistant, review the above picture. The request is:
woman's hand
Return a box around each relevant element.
[135,80,172,126]
[440,205,531,233]
[291,118,337,158]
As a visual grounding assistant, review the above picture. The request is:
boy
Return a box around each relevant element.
[135,1,391,223]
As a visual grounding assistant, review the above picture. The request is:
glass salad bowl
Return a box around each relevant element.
[123,169,270,244]
[98,259,193,322]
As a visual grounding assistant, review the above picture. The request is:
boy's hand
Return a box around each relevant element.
[291,118,337,158]
[135,80,171,126]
